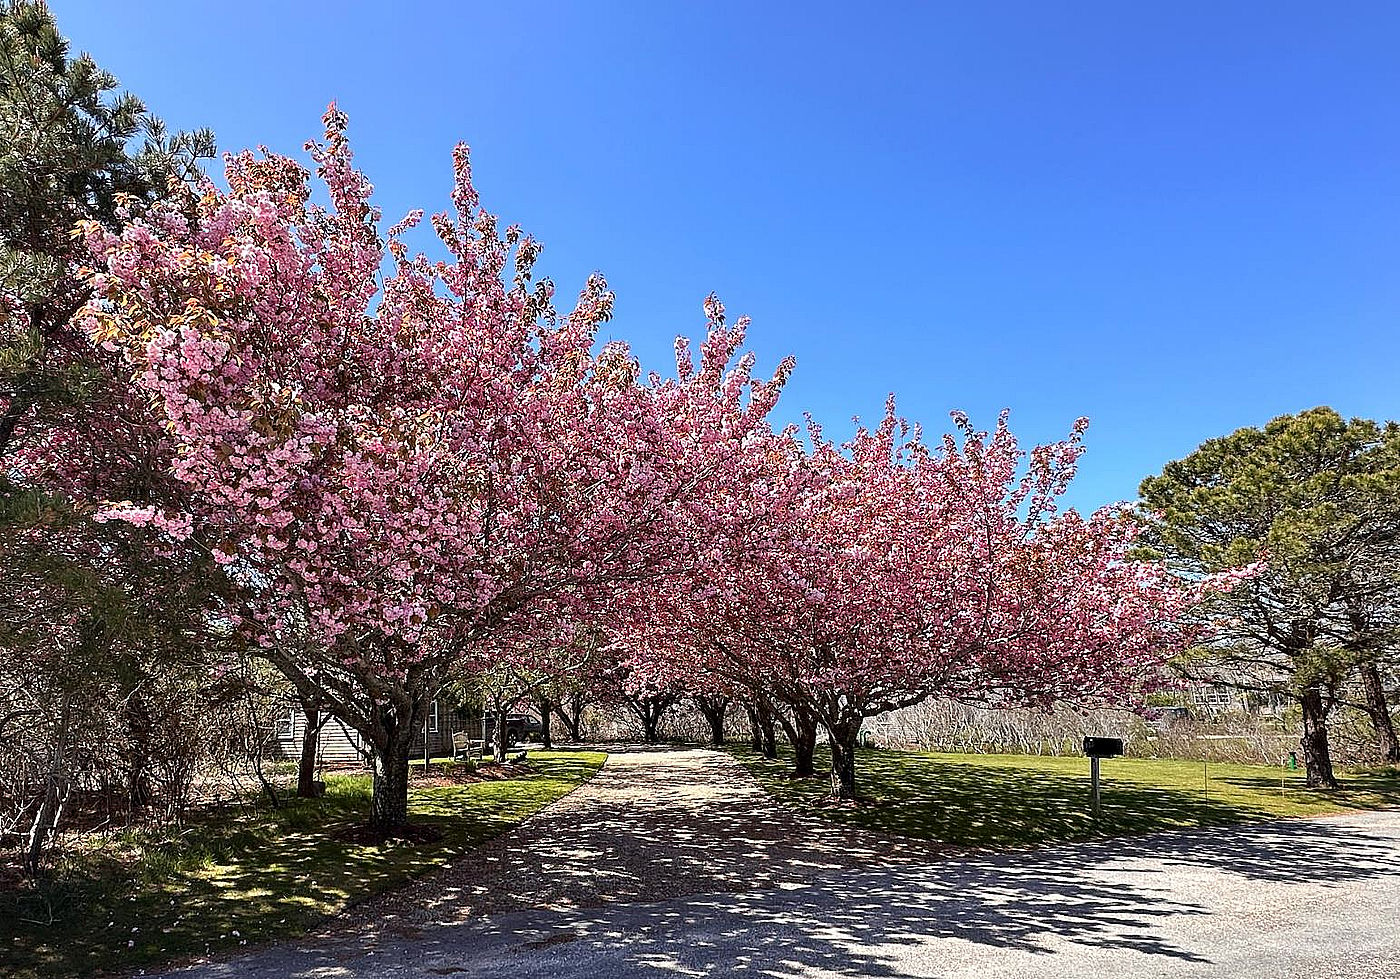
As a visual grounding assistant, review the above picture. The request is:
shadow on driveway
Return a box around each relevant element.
[165,789,1400,977]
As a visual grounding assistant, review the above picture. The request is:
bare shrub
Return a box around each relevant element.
[870,699,1143,756]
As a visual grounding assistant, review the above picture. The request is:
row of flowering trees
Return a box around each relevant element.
[49,109,1233,829]
[617,399,1234,797]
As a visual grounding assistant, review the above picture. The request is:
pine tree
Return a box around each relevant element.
[1139,407,1400,786]
[0,0,214,454]
[0,0,215,875]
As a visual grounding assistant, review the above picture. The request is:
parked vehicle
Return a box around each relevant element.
[483,712,543,746]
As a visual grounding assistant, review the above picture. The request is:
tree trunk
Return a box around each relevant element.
[559,706,581,742]
[744,704,763,750]
[24,695,72,877]
[792,712,818,777]
[297,703,322,798]
[369,740,411,833]
[827,721,860,800]
[705,706,725,745]
[696,695,728,745]
[537,695,554,750]
[773,702,818,777]
[123,688,153,813]
[1359,660,1399,764]
[553,693,584,742]
[493,704,509,763]
[1300,686,1339,789]
[625,694,671,744]
[756,702,778,759]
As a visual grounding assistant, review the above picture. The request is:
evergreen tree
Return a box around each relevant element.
[0,0,215,874]
[1139,407,1400,786]
[0,0,213,454]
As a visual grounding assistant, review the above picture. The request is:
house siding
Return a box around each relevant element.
[272,698,474,767]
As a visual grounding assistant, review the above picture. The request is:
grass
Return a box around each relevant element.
[731,745,1400,848]
[2,749,606,979]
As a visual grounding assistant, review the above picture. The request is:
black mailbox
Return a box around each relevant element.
[1083,737,1123,758]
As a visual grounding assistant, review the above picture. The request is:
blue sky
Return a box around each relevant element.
[58,2,1400,511]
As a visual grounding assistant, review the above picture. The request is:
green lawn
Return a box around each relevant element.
[731,745,1400,848]
[2,749,606,979]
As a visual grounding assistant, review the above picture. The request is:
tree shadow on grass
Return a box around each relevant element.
[1,753,606,979]
[745,747,1400,850]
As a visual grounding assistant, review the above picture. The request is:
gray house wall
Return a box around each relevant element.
[272,698,477,767]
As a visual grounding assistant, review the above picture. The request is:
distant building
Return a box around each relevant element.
[1182,679,1287,718]
[270,696,468,767]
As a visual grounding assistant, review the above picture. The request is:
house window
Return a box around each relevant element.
[275,707,296,737]
[428,700,440,734]
[1193,686,1232,707]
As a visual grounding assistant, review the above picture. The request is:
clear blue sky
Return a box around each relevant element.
[57,1,1400,511]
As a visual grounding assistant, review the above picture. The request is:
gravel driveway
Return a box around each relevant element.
[341,744,939,925]
[152,747,1400,978]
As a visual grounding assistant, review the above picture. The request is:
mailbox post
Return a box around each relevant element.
[1083,737,1124,818]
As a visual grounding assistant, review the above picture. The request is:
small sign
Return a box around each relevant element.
[1083,736,1124,758]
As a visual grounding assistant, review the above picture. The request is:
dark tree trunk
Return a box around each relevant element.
[744,704,763,750]
[123,689,153,813]
[791,712,818,778]
[553,692,584,742]
[705,707,725,745]
[642,704,661,744]
[772,702,817,777]
[756,701,778,759]
[493,704,509,763]
[537,695,554,750]
[1300,686,1339,789]
[827,721,860,800]
[369,728,414,833]
[1359,660,1399,764]
[624,694,672,744]
[297,702,322,798]
[695,695,729,745]
[557,706,580,742]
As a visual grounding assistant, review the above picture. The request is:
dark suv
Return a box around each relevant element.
[483,712,543,746]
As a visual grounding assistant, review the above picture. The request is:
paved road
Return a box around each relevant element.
[156,747,1400,979]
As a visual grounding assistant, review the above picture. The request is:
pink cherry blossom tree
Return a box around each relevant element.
[79,108,789,832]
[645,398,1236,800]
